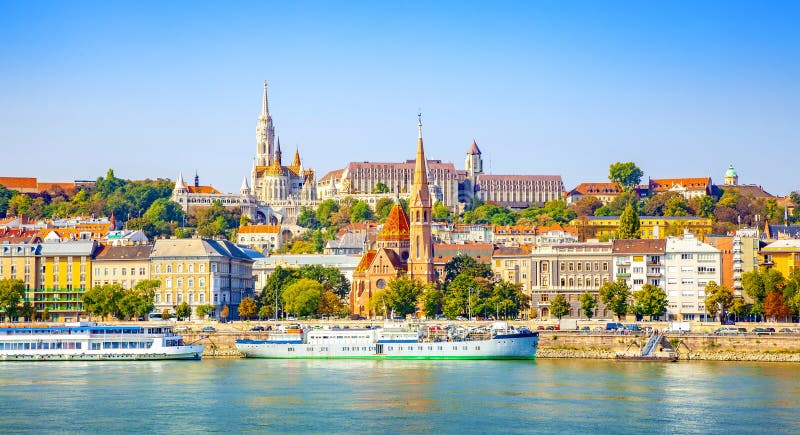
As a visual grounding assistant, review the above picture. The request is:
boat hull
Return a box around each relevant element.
[236,335,538,360]
[0,345,205,361]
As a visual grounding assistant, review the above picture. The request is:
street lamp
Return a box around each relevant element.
[467,287,472,321]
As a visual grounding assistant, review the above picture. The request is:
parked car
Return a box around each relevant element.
[605,322,624,331]
[752,327,771,334]
[738,328,748,333]
[713,327,739,335]
[624,324,641,333]
[201,326,216,333]
[536,326,545,330]
[250,326,265,331]
[581,326,590,331]
[779,328,792,333]
[174,326,191,333]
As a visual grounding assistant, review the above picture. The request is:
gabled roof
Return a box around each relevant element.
[355,250,377,273]
[478,174,562,182]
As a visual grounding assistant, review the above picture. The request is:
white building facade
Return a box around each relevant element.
[664,234,721,321]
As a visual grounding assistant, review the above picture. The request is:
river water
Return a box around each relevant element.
[1,359,798,434]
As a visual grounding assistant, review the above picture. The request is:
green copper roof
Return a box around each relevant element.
[725,164,737,177]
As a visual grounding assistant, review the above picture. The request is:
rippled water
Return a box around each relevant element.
[1,359,799,433]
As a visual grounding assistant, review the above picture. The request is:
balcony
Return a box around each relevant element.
[616,273,631,278]
[646,272,662,277]
[646,261,662,266]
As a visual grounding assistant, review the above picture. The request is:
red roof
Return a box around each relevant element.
[187,185,222,194]
[0,177,37,190]
[649,178,711,192]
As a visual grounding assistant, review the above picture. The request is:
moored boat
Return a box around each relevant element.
[0,322,205,361]
[236,321,538,360]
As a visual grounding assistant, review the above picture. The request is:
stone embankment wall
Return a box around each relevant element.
[185,330,800,362]
[538,332,800,362]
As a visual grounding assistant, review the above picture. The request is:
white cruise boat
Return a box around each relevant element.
[0,322,205,361]
[236,322,538,360]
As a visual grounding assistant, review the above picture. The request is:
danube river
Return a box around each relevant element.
[1,359,798,433]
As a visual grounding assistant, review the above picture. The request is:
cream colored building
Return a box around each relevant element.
[92,245,152,289]
[150,238,255,320]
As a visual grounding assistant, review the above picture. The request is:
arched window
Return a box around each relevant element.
[199,277,205,287]
[188,264,194,273]
[200,264,205,273]
[166,265,172,273]
[177,278,183,288]
[155,264,161,273]
[177,264,183,273]
[166,278,172,288]
[188,277,194,288]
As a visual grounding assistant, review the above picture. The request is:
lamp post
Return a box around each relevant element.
[467,287,472,321]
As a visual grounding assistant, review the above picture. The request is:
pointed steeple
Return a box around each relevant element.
[240,176,250,194]
[468,139,481,155]
[261,80,269,117]
[292,147,301,167]
[275,137,282,165]
[174,172,186,191]
[410,114,431,207]
[408,113,435,285]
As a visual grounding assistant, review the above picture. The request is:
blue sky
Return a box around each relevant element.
[1,1,798,195]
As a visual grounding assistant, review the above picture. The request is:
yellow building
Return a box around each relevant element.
[150,238,255,320]
[38,241,99,321]
[92,245,152,289]
[759,240,800,277]
[575,216,712,241]
[0,243,41,292]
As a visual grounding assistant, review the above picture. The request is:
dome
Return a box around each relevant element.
[725,164,737,178]
[377,204,410,241]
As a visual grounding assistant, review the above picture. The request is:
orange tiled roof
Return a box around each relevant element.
[570,182,624,196]
[0,177,38,190]
[355,250,377,273]
[320,169,345,182]
[186,185,222,194]
[377,205,410,241]
[649,177,711,192]
[238,225,281,234]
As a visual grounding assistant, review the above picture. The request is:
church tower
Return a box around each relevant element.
[724,164,738,186]
[256,81,275,167]
[465,139,483,179]
[408,115,435,283]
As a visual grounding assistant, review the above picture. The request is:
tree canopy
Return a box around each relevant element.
[608,162,644,190]
[599,280,631,320]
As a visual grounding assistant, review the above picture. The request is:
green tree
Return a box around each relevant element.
[175,302,191,320]
[730,298,749,320]
[608,162,644,190]
[316,199,340,226]
[570,196,603,217]
[617,203,641,239]
[443,254,493,285]
[258,305,274,319]
[297,207,321,229]
[433,200,452,222]
[375,198,395,222]
[0,279,26,321]
[743,268,786,319]
[350,200,374,222]
[196,304,215,319]
[282,278,323,317]
[318,290,346,317]
[372,182,390,194]
[6,194,32,217]
[82,284,125,319]
[579,292,597,319]
[690,195,716,218]
[644,192,683,216]
[549,294,570,320]
[704,281,733,323]
[195,201,239,239]
[599,280,631,321]
[238,297,257,320]
[384,277,424,317]
[117,280,157,320]
[421,284,443,319]
[0,185,17,218]
[631,284,667,320]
